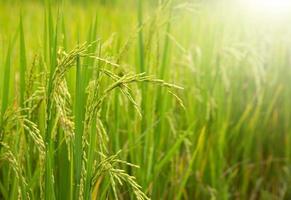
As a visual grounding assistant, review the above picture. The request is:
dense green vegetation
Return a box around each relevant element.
[0,0,291,199]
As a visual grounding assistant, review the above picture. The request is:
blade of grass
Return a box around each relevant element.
[19,13,27,107]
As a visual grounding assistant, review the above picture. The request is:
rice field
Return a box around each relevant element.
[0,0,291,199]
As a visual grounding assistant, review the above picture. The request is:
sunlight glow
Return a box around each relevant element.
[243,0,291,17]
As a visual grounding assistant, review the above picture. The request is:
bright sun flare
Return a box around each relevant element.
[244,0,291,17]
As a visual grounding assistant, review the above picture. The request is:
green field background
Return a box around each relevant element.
[0,0,291,199]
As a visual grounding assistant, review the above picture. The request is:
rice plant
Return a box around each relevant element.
[0,0,291,199]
